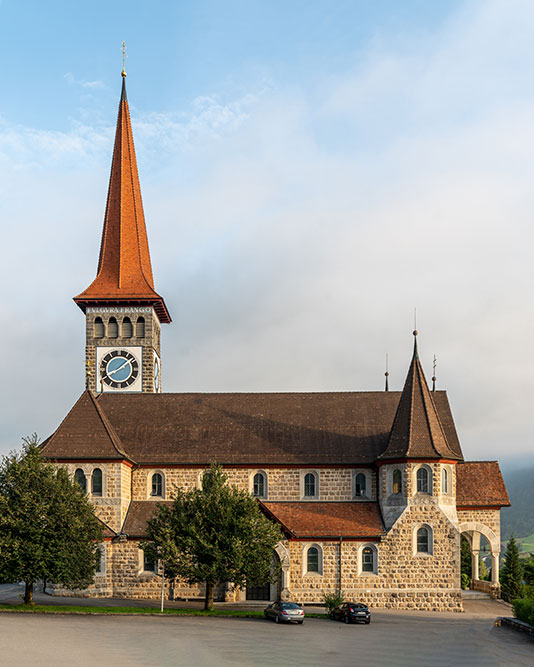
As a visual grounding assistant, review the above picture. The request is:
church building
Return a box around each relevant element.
[41,72,510,611]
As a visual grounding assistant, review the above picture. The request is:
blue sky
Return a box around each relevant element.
[1,0,533,465]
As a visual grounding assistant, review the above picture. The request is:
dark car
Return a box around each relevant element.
[330,602,370,624]
[264,601,305,624]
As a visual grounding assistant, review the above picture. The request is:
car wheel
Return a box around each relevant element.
[365,619,370,624]
[298,621,303,625]
[344,615,350,624]
[275,615,280,623]
[329,612,334,620]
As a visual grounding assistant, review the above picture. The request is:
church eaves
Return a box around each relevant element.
[379,332,461,461]
[74,76,171,323]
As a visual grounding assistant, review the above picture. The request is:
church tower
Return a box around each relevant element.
[74,73,171,394]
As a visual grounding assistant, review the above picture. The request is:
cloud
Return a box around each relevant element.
[64,72,105,89]
[1,0,533,464]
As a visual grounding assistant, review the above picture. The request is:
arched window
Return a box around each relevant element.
[304,472,317,498]
[393,469,402,494]
[361,545,377,573]
[354,473,367,497]
[253,472,266,498]
[151,472,163,497]
[416,467,429,494]
[94,317,105,338]
[136,316,145,338]
[96,545,105,574]
[92,468,103,496]
[108,317,118,338]
[441,468,448,494]
[122,317,133,338]
[307,546,319,573]
[74,469,86,493]
[417,526,431,553]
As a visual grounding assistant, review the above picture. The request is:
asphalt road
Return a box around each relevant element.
[0,610,532,667]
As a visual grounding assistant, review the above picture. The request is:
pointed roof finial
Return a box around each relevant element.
[121,41,127,78]
[385,353,389,391]
[432,354,437,392]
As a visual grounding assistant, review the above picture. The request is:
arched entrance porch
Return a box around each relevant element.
[459,521,501,598]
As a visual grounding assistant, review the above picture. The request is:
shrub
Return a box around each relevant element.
[461,573,471,590]
[521,584,534,600]
[323,590,345,612]
[512,599,534,626]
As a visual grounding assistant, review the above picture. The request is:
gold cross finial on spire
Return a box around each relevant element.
[121,41,127,77]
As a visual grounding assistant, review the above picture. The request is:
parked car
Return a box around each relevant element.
[264,601,305,624]
[330,602,371,624]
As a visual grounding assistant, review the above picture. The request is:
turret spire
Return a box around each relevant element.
[74,74,170,323]
[379,332,459,460]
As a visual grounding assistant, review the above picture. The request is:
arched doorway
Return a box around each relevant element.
[245,550,283,601]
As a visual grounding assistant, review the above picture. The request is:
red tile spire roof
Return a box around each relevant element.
[74,76,171,323]
[379,332,461,460]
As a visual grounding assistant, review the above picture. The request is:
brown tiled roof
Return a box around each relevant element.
[98,517,118,539]
[42,390,462,464]
[74,78,170,323]
[380,335,460,460]
[261,502,385,538]
[122,500,173,537]
[456,461,510,507]
[41,391,128,460]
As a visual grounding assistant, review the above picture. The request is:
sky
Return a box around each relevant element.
[0,0,533,467]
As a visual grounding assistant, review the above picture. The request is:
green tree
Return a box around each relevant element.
[523,554,534,585]
[142,463,283,610]
[461,535,472,582]
[0,437,103,604]
[500,535,524,602]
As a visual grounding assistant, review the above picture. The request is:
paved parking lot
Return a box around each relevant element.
[0,606,532,667]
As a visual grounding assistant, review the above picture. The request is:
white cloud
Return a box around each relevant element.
[64,72,105,89]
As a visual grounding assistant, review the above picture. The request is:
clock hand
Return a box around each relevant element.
[107,359,130,377]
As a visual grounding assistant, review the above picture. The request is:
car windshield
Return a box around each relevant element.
[351,603,367,609]
[280,603,301,609]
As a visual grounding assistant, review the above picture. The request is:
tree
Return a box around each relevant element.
[500,535,523,602]
[142,463,283,610]
[461,535,472,583]
[523,554,534,586]
[0,437,103,603]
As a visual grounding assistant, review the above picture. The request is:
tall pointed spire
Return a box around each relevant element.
[74,75,171,323]
[379,331,459,460]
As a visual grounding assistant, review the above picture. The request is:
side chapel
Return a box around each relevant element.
[41,73,510,611]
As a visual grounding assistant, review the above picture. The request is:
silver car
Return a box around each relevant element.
[264,601,305,624]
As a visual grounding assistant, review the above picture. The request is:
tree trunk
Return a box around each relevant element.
[204,581,214,610]
[24,581,34,605]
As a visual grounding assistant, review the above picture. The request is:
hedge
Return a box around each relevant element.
[512,598,534,626]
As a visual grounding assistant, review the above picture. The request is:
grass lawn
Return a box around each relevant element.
[518,534,534,554]
[0,604,326,618]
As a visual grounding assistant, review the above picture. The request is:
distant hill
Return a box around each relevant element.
[500,466,534,541]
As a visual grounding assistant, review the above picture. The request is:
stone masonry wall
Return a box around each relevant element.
[132,466,376,502]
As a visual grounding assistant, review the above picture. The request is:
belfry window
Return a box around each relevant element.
[94,317,105,338]
[253,472,266,498]
[74,469,86,493]
[108,317,118,338]
[136,317,145,338]
[151,473,163,497]
[354,473,367,497]
[416,467,429,494]
[304,473,317,498]
[122,317,133,338]
[393,469,402,494]
[92,468,103,496]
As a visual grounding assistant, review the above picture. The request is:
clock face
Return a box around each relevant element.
[100,349,139,389]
